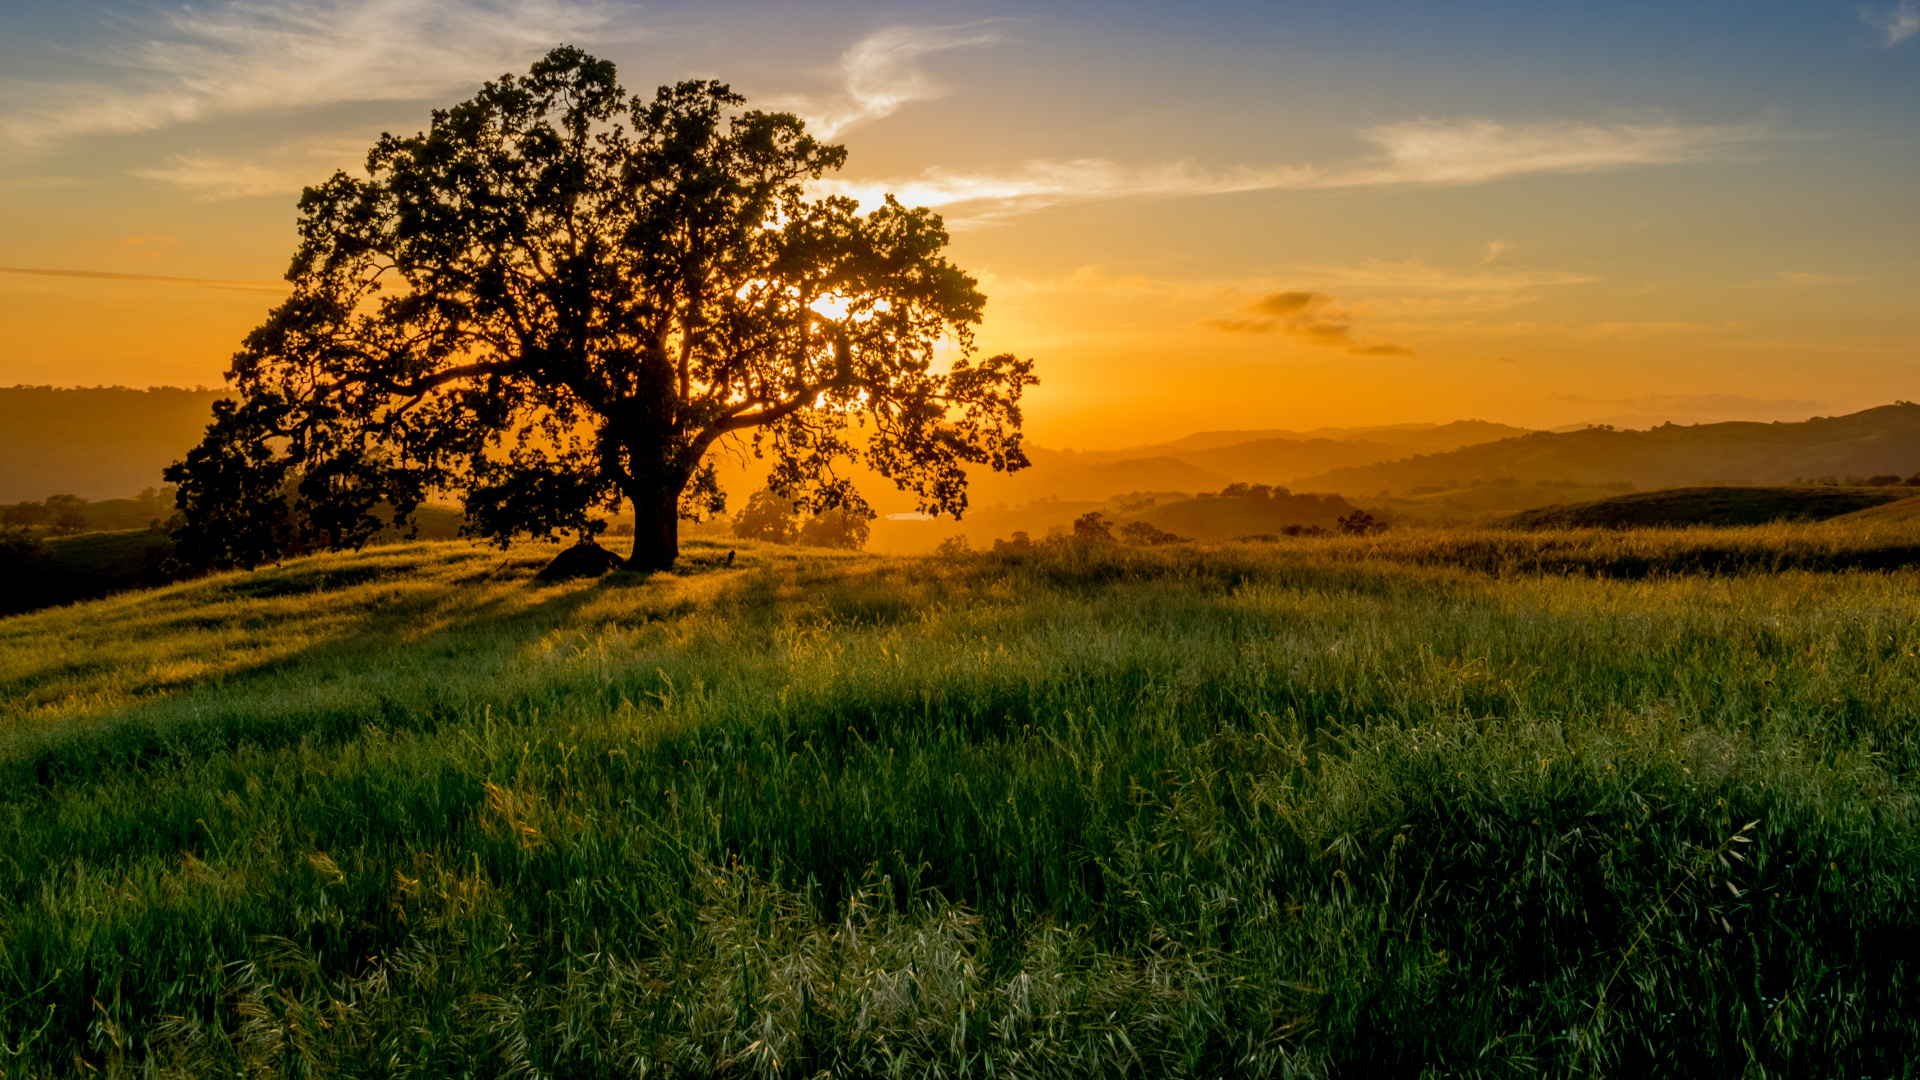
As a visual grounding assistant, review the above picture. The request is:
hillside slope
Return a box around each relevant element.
[1293,404,1920,496]
[3,538,1920,1073]
[1131,491,1357,538]
[1022,420,1534,492]
[1502,485,1916,530]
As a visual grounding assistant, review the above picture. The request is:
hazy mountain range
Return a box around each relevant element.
[0,385,226,503]
[964,420,1535,506]
[1291,406,1920,496]
[8,387,1920,550]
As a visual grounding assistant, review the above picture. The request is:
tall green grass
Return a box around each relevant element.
[0,530,1916,1076]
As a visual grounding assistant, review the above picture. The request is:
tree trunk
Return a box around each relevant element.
[626,486,681,571]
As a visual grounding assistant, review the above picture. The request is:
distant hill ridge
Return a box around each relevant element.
[1040,419,1534,465]
[1291,405,1920,497]
[985,419,1535,505]
[0,385,229,503]
[13,385,1919,520]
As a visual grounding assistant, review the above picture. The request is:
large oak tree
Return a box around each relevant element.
[169,47,1034,571]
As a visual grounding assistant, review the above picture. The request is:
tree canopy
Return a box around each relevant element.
[169,46,1035,571]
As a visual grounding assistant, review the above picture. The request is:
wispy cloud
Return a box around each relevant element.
[133,134,373,199]
[1202,291,1416,357]
[820,117,1767,225]
[1285,255,1598,292]
[792,23,1008,140]
[1740,271,1858,290]
[818,158,1312,224]
[1347,117,1758,185]
[1863,0,1920,45]
[1,0,619,150]
[0,266,289,295]
[1411,318,1739,341]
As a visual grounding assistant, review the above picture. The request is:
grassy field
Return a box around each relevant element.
[1,527,1917,1077]
[1502,485,1917,531]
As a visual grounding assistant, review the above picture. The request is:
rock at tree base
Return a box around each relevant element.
[535,543,624,581]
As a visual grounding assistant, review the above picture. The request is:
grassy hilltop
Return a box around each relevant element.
[2,530,1919,1076]
[1503,484,1918,530]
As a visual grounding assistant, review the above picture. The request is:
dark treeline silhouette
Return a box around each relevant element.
[731,490,871,550]
[0,487,177,535]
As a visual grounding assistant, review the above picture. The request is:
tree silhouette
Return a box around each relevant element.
[0,501,48,528]
[731,489,797,545]
[1117,519,1184,545]
[1336,510,1385,535]
[1072,511,1114,543]
[169,47,1034,572]
[797,506,870,549]
[45,495,89,536]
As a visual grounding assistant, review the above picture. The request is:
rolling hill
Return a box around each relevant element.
[1502,485,1918,530]
[1130,491,1358,539]
[1292,404,1920,497]
[1054,419,1534,465]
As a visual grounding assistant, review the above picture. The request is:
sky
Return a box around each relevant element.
[0,0,1915,448]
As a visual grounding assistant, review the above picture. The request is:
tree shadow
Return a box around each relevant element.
[0,540,759,792]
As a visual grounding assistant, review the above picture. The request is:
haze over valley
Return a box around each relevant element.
[11,385,1920,556]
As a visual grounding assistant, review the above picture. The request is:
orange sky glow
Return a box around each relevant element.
[2,2,1915,448]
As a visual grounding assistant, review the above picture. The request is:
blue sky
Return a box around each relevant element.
[1,0,1915,443]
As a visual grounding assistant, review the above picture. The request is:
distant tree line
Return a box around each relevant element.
[969,511,1187,556]
[0,487,177,535]
[1792,474,1920,487]
[730,491,872,550]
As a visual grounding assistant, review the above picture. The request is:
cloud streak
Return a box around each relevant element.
[1285,255,1598,292]
[132,134,374,199]
[0,266,289,295]
[820,117,1767,225]
[1,0,618,150]
[1203,291,1416,357]
[794,23,1007,139]
[1863,1,1920,45]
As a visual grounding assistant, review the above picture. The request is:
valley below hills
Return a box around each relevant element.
[10,386,1920,554]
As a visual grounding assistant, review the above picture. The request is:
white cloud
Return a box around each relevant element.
[1,0,620,150]
[788,23,1007,140]
[132,134,373,199]
[816,158,1319,225]
[820,118,1767,225]
[1863,1,1920,45]
[1347,117,1759,185]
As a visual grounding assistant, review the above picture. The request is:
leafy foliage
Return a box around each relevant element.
[170,47,1035,571]
[1335,509,1385,535]
[730,489,798,545]
[1072,510,1114,543]
[731,489,872,549]
[796,505,871,550]
[1117,519,1185,545]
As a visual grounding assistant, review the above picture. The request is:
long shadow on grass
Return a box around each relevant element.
[0,554,722,793]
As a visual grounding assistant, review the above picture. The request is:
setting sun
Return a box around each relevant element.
[4,9,1920,1072]
[5,3,1915,445]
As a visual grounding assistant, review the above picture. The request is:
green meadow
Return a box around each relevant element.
[2,527,1917,1077]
